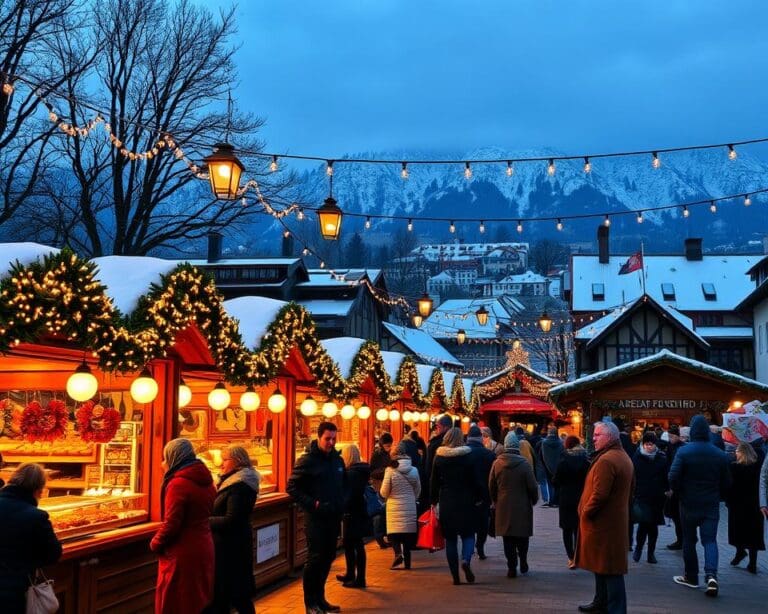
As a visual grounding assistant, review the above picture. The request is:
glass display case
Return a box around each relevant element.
[41,493,149,541]
[194,437,276,495]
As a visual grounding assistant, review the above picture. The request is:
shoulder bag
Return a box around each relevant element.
[26,569,58,614]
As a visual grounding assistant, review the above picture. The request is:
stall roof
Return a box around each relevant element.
[222,296,288,349]
[92,255,178,314]
[381,350,408,380]
[0,242,59,275]
[296,299,354,317]
[320,337,367,378]
[476,363,559,386]
[421,298,518,339]
[382,322,463,368]
[462,377,475,405]
[415,364,438,395]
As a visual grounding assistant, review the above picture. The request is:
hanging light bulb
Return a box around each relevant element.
[744,193,752,206]
[203,142,244,200]
[319,261,326,268]
[652,152,660,169]
[402,410,413,422]
[388,408,401,421]
[300,395,318,416]
[603,214,611,227]
[584,157,591,173]
[356,405,371,420]
[506,161,513,177]
[283,230,291,239]
[682,205,690,218]
[130,367,159,404]
[475,305,489,326]
[376,408,389,421]
[267,388,287,413]
[556,218,563,231]
[321,401,338,418]
[297,208,305,221]
[512,338,522,350]
[539,310,553,332]
[401,162,409,179]
[479,220,485,234]
[66,360,98,402]
[517,220,523,233]
[457,329,466,345]
[325,160,334,176]
[420,411,429,422]
[547,159,556,176]
[302,247,309,256]
[710,201,717,213]
[407,218,413,232]
[461,416,470,423]
[728,144,737,161]
[637,211,644,224]
[240,386,260,412]
[364,216,371,230]
[340,403,356,420]
[178,377,192,408]
[208,382,230,411]
[464,162,472,180]
[411,313,423,328]
[449,220,456,233]
[270,155,279,172]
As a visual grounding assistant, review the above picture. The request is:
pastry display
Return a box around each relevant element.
[42,493,148,540]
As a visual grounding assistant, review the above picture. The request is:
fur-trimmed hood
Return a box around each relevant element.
[218,466,261,493]
[435,445,471,457]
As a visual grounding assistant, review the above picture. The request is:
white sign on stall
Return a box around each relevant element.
[256,523,280,563]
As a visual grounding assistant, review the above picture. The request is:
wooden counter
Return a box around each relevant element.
[252,492,296,589]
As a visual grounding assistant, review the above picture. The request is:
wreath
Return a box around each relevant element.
[21,399,69,442]
[75,400,121,443]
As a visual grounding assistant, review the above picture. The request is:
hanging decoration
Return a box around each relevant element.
[21,399,68,442]
[75,400,121,443]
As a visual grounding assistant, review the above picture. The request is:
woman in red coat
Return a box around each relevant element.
[150,438,217,613]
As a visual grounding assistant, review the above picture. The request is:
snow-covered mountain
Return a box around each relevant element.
[294,147,768,252]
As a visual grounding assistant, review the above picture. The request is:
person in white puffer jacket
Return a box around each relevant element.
[380,440,421,571]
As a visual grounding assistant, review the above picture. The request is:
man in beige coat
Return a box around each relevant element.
[575,421,634,614]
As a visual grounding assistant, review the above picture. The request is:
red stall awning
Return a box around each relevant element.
[481,395,556,417]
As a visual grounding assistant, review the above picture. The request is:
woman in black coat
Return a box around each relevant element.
[430,427,483,585]
[727,443,765,573]
[631,432,668,564]
[0,463,62,614]
[337,443,370,588]
[208,446,260,614]
[552,436,590,568]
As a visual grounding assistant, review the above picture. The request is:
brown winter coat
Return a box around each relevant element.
[489,452,539,537]
[575,441,634,575]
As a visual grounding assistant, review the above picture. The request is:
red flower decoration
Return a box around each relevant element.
[76,400,121,443]
[21,399,69,442]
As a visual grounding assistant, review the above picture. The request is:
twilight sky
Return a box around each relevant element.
[203,1,768,161]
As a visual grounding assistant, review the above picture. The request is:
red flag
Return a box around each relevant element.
[618,251,643,275]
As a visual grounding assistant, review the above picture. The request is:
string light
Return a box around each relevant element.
[744,193,752,206]
[556,218,563,231]
[296,208,305,221]
[407,218,413,232]
[584,157,591,173]
[652,152,661,169]
[636,211,644,223]
[683,205,690,218]
[517,220,523,233]
[710,201,717,213]
[270,155,278,172]
[728,144,737,161]
[302,247,309,256]
[283,230,291,238]
[365,216,371,229]
[464,162,472,180]
[547,158,556,176]
[603,214,610,227]
[506,161,513,177]
[479,220,485,234]
[449,220,456,233]
[401,162,409,179]
[326,160,334,176]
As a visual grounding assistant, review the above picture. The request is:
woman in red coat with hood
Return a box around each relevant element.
[150,437,217,613]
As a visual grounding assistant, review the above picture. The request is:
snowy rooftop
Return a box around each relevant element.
[548,348,768,400]
[476,363,559,386]
[321,337,367,378]
[186,258,299,267]
[415,364,438,394]
[429,271,454,282]
[412,242,528,261]
[382,322,463,367]
[696,326,754,339]
[92,255,178,314]
[442,371,457,398]
[380,350,408,379]
[223,296,288,349]
[499,270,548,284]
[0,243,59,278]
[571,254,759,311]
[301,268,380,287]
[421,298,515,339]
[296,300,354,317]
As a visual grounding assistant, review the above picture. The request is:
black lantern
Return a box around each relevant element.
[475,305,489,326]
[457,329,466,345]
[538,310,553,333]
[417,293,433,318]
[203,142,244,200]
[411,313,423,328]
[317,195,343,240]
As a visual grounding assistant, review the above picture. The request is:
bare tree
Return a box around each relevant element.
[383,227,428,300]
[529,239,569,275]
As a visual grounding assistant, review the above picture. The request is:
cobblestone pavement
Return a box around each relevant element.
[255,503,768,613]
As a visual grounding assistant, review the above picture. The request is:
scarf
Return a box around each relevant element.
[639,444,658,459]
[218,466,261,493]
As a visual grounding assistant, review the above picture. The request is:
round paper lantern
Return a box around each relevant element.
[66,361,98,402]
[375,408,389,421]
[267,388,287,413]
[130,368,158,404]
[178,378,192,409]
[322,402,338,418]
[389,408,400,421]
[357,405,371,420]
[420,411,430,422]
[340,404,356,420]
[240,386,260,412]
[461,415,470,423]
[208,382,230,411]
[300,395,318,416]
[402,410,413,422]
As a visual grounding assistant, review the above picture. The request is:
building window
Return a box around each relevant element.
[709,348,743,373]
[591,283,605,301]
[661,283,675,301]
[697,313,723,326]
[701,283,717,301]
[617,345,661,363]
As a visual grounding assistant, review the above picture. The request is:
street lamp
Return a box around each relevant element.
[538,310,553,333]
[411,313,423,328]
[417,293,433,318]
[318,174,343,240]
[456,329,466,345]
[475,305,489,326]
[203,143,244,200]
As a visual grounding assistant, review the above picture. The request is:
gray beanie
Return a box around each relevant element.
[395,440,410,457]
[504,432,520,450]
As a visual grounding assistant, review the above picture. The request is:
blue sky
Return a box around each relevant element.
[203,1,768,160]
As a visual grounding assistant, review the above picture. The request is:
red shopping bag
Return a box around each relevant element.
[416,507,445,552]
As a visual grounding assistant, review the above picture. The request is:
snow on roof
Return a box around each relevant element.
[548,278,561,298]
[91,255,178,314]
[475,363,559,386]
[411,242,528,261]
[321,337,367,377]
[222,296,287,349]
[0,243,59,278]
[415,364,438,394]
[462,378,475,404]
[382,322,463,367]
[187,258,299,266]
[380,350,408,379]
[696,326,754,339]
[548,348,768,400]
[422,299,511,339]
[571,254,759,311]
[302,269,379,287]
[442,371,457,397]
[429,271,454,282]
[296,300,354,317]
[499,270,548,284]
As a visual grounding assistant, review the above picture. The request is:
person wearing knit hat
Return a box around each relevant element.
[424,415,456,515]
[553,435,589,568]
[631,429,667,565]
[466,424,496,559]
[480,426,504,457]
[489,429,538,578]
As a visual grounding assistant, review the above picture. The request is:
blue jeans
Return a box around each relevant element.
[538,477,550,503]
[680,504,719,579]
[594,573,627,614]
[443,528,475,578]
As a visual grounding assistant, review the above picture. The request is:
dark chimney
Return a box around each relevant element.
[684,238,703,261]
[281,233,294,257]
[207,231,222,263]
[597,225,609,264]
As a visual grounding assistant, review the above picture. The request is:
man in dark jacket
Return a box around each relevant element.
[668,415,732,598]
[369,432,393,548]
[423,414,453,510]
[664,425,685,549]
[466,425,496,559]
[539,427,564,506]
[287,422,347,614]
